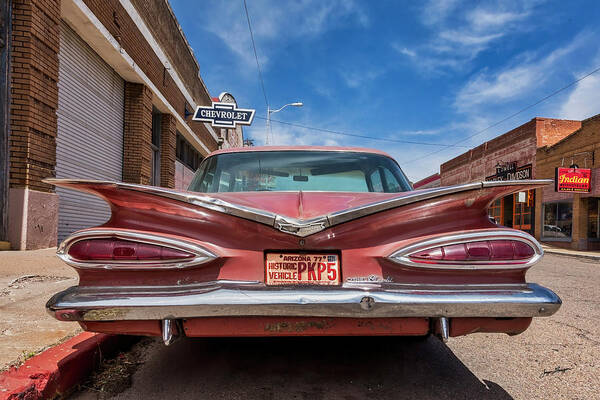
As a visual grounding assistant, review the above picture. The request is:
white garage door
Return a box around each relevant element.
[56,22,124,243]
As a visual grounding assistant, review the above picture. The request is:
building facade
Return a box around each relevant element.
[535,114,600,250]
[1,0,243,250]
[440,117,581,235]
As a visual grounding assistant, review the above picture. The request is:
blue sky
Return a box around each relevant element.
[170,0,600,182]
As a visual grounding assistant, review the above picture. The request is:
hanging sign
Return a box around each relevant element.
[555,167,591,192]
[192,102,255,128]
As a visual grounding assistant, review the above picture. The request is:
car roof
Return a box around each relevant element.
[208,146,394,158]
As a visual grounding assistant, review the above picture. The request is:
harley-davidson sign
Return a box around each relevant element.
[193,102,255,128]
[555,167,592,192]
[486,163,532,181]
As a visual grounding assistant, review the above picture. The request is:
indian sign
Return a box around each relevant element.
[555,167,591,192]
[193,102,255,128]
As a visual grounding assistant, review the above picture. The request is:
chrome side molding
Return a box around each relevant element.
[44,178,553,238]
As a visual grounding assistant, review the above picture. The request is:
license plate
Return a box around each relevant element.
[265,253,340,285]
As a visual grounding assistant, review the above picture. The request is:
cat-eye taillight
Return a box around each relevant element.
[68,238,196,261]
[389,230,542,269]
[58,230,216,270]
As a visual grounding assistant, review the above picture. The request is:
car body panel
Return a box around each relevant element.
[44,147,561,341]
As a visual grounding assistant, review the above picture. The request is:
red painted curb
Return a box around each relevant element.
[0,332,122,400]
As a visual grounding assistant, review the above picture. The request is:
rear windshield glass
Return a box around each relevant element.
[188,151,412,193]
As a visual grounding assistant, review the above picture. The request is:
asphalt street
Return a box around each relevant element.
[73,253,599,400]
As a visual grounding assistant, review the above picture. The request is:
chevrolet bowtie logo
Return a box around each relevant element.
[192,102,255,128]
[275,217,328,237]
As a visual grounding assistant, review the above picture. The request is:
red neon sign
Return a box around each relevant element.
[555,167,591,192]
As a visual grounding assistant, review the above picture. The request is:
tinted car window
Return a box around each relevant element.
[188,151,411,193]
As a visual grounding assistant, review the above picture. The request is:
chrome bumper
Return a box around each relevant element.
[46,281,561,321]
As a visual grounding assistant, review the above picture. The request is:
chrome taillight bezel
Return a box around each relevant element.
[57,229,217,270]
[388,230,543,270]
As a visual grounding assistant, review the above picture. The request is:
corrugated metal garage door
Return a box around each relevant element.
[56,22,124,243]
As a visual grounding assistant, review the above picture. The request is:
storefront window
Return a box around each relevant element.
[176,132,202,171]
[589,198,599,240]
[542,202,572,239]
[488,198,502,224]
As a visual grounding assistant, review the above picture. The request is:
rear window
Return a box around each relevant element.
[188,151,411,193]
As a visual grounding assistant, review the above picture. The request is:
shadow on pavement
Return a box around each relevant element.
[103,336,513,400]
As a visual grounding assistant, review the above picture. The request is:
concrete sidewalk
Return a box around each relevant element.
[0,248,80,369]
[541,244,600,261]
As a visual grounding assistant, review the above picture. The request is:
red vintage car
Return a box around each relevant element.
[46,146,561,344]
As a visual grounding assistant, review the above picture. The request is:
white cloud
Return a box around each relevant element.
[559,75,600,120]
[466,9,529,30]
[201,0,368,69]
[394,128,444,136]
[438,31,504,46]
[454,34,587,110]
[421,0,460,26]
[455,65,538,108]
[559,56,600,120]
[340,69,383,88]
[392,44,417,58]
[400,1,545,74]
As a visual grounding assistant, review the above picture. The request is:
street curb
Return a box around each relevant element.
[543,248,600,261]
[0,332,122,400]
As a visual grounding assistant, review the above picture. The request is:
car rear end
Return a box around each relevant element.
[46,148,561,343]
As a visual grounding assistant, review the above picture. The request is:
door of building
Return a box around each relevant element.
[55,22,124,243]
[513,190,534,233]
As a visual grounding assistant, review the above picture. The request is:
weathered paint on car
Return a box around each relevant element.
[44,146,561,343]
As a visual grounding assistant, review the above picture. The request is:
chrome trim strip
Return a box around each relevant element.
[388,229,544,270]
[57,229,217,270]
[328,182,481,226]
[47,282,561,321]
[44,178,277,226]
[44,179,553,237]
[329,180,552,226]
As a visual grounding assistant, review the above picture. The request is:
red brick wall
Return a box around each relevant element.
[160,113,176,189]
[129,0,212,107]
[440,118,582,186]
[533,115,599,248]
[536,118,582,147]
[9,0,60,192]
[123,82,153,185]
[441,120,538,186]
[536,114,600,199]
[82,0,217,154]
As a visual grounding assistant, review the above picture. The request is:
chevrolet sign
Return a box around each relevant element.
[192,102,255,128]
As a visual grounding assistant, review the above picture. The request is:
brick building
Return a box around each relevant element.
[0,0,244,250]
[535,113,600,250]
[412,173,440,189]
[440,117,582,235]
